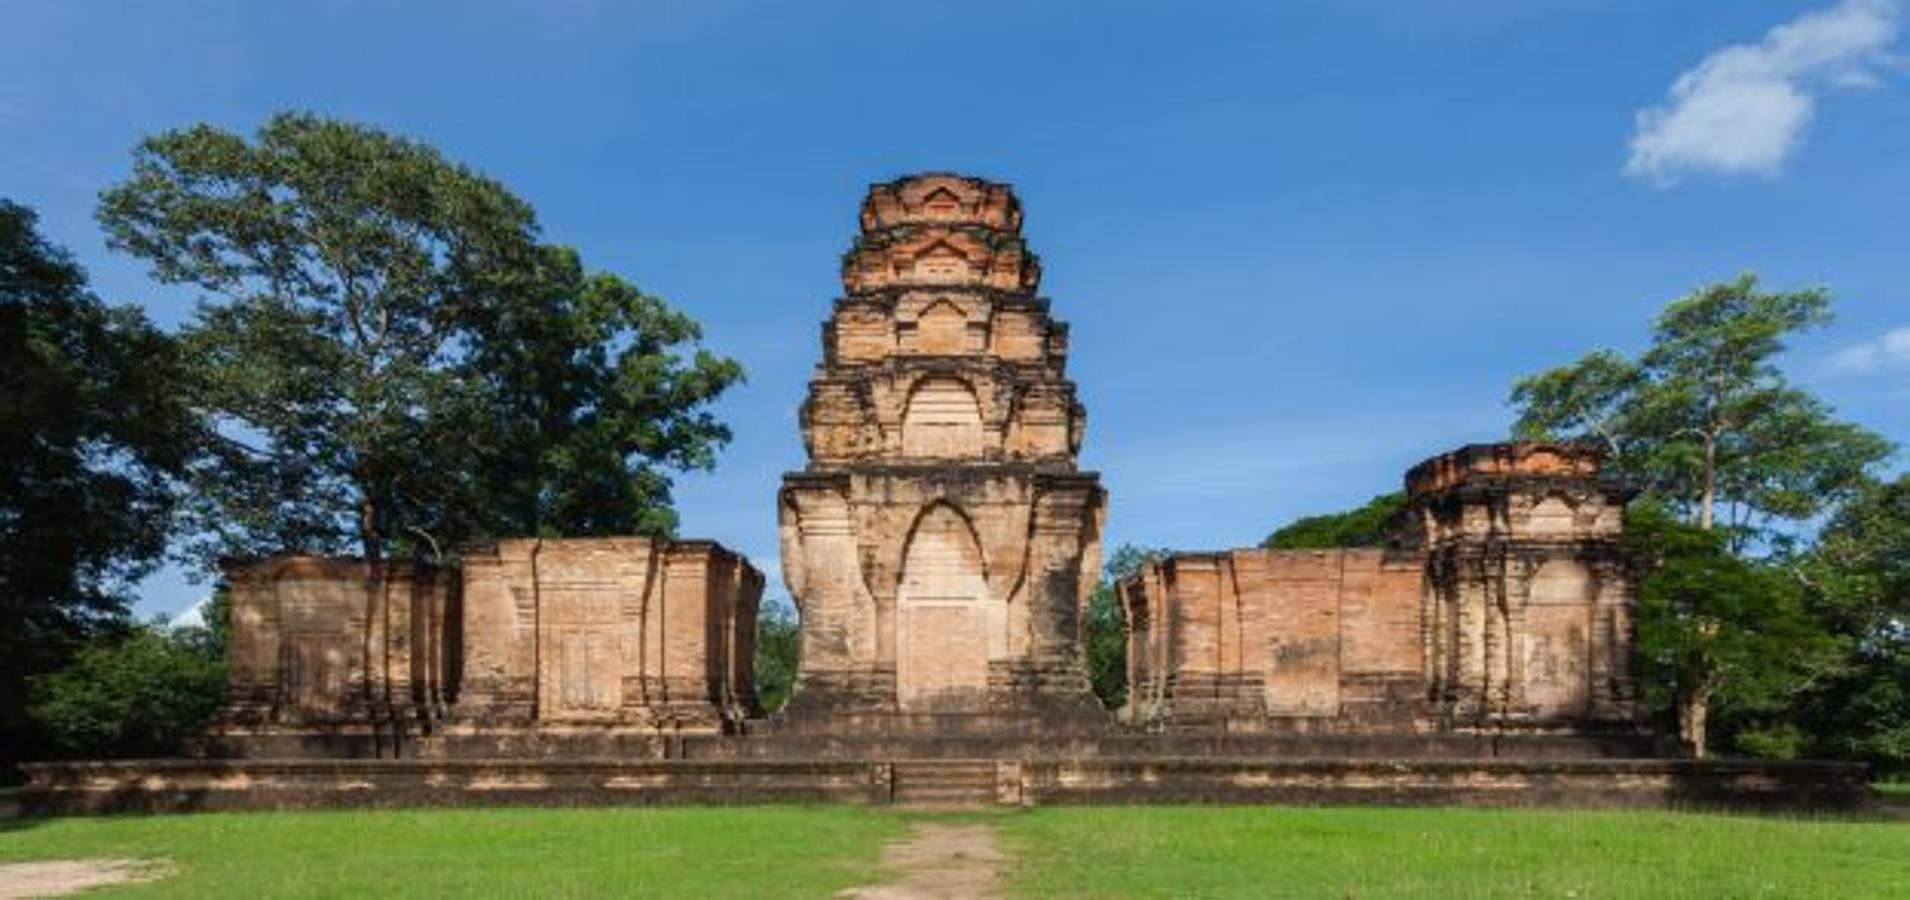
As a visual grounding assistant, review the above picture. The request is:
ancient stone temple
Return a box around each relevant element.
[777,174,1106,727]
[1121,443,1639,734]
[24,172,1873,813]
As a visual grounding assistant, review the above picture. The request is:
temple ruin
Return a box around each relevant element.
[21,172,1872,812]
[194,176,1651,756]
[216,539,763,756]
[1123,442,1637,733]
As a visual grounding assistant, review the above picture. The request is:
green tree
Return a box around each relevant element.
[1511,275,1892,755]
[1513,274,1890,536]
[97,113,742,569]
[1,199,203,772]
[1086,544,1167,711]
[1505,350,1641,460]
[1262,493,1405,550]
[27,624,226,759]
[1626,502,1837,759]
[754,599,801,713]
[1791,475,1910,774]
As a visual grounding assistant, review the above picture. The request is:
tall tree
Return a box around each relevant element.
[98,113,742,568]
[1513,274,1890,536]
[442,244,742,545]
[1506,350,1640,461]
[1510,274,1894,755]
[1,199,202,770]
[1625,503,1837,759]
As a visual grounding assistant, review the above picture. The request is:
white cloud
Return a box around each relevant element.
[1625,0,1899,184]
[1831,325,1910,372]
[167,595,211,629]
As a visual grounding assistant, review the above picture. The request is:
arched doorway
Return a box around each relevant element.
[895,503,999,711]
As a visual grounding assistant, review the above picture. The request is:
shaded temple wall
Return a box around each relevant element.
[223,558,456,730]
[1123,443,1639,733]
[217,537,763,753]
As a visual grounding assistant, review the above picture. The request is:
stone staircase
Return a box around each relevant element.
[890,760,998,807]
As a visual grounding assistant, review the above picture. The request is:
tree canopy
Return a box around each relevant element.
[1786,475,1910,772]
[1512,274,1890,537]
[1510,274,1895,758]
[1262,493,1405,550]
[97,113,743,567]
[1,199,204,770]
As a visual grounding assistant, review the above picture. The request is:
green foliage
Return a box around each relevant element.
[27,624,226,759]
[1512,274,1894,755]
[1512,274,1891,535]
[1789,475,1910,774]
[1507,349,1641,459]
[97,113,742,566]
[1,199,203,771]
[754,600,801,713]
[196,586,232,660]
[1625,501,1838,758]
[1086,544,1167,711]
[1261,492,1405,549]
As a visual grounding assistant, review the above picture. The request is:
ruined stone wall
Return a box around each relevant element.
[454,537,762,731]
[1122,548,1423,731]
[217,537,762,753]
[1123,442,1638,734]
[223,557,455,730]
[779,174,1106,727]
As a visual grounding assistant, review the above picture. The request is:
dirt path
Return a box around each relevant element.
[839,822,1006,900]
[0,859,170,899]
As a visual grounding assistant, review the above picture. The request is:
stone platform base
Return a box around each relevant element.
[16,757,1872,815]
[203,726,1665,761]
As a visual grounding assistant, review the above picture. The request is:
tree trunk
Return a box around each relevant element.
[359,492,382,567]
[1698,433,1717,531]
[358,489,383,710]
[1678,683,1711,758]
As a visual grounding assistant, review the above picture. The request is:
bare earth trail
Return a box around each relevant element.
[839,821,1007,900]
[0,858,170,898]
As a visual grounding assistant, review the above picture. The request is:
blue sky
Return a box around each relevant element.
[5,0,1907,619]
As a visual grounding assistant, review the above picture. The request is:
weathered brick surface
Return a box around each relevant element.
[18,756,1873,813]
[221,558,454,730]
[213,538,762,755]
[1125,442,1639,734]
[779,174,1105,726]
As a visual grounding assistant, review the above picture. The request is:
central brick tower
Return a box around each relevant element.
[778,173,1107,730]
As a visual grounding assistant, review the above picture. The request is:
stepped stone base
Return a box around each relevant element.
[192,729,1666,762]
[17,756,1873,815]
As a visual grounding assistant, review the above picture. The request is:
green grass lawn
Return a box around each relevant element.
[0,807,906,898]
[2,805,1905,898]
[995,806,1910,899]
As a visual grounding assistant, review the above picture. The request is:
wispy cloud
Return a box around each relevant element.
[1831,325,1910,372]
[167,595,211,629]
[1625,0,1899,184]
